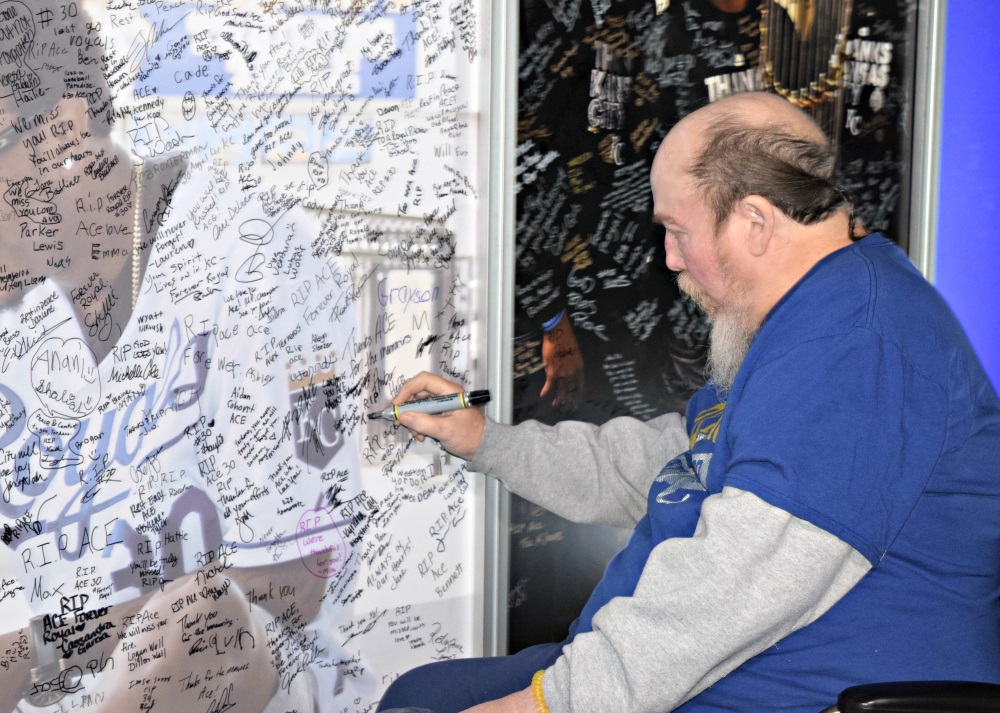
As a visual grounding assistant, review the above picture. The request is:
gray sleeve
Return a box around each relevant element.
[468,413,688,529]
[541,487,872,713]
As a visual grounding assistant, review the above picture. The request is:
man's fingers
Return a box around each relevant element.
[393,371,465,404]
[397,411,441,439]
[398,408,484,461]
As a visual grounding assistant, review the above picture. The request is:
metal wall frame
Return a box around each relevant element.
[482,0,518,658]
[909,0,947,279]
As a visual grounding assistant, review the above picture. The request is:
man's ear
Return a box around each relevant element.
[740,195,775,257]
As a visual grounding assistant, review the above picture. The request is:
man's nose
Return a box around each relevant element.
[664,234,684,272]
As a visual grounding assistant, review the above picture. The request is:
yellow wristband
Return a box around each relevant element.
[531,669,550,713]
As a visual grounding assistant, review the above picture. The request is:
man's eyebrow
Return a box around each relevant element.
[653,212,681,228]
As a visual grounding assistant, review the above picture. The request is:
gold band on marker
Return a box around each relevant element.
[459,392,468,409]
[393,403,401,420]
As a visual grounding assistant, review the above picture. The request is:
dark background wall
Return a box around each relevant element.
[508,0,922,653]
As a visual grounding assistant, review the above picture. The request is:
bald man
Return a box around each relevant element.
[378,93,1000,713]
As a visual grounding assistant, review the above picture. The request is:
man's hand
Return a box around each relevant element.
[460,686,535,713]
[540,312,584,410]
[392,372,486,460]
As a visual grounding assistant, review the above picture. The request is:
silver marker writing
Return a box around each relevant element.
[369,390,491,421]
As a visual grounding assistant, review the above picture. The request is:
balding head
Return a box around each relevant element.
[653,92,850,235]
[651,93,856,390]
[695,92,827,141]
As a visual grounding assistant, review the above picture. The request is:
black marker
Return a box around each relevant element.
[369,390,491,421]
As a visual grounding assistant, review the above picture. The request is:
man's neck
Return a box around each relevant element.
[748,213,855,325]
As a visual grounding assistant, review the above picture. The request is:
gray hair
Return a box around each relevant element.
[688,114,854,235]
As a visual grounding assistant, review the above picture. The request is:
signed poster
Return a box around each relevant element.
[1,0,492,710]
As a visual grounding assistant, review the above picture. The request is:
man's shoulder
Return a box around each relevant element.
[771,233,941,341]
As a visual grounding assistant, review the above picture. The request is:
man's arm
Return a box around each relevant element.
[470,414,687,529]
[393,372,689,529]
[537,487,871,712]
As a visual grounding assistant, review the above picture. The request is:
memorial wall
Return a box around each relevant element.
[0,1,491,711]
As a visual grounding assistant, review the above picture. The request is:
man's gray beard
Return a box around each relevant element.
[677,271,757,393]
[706,304,757,395]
